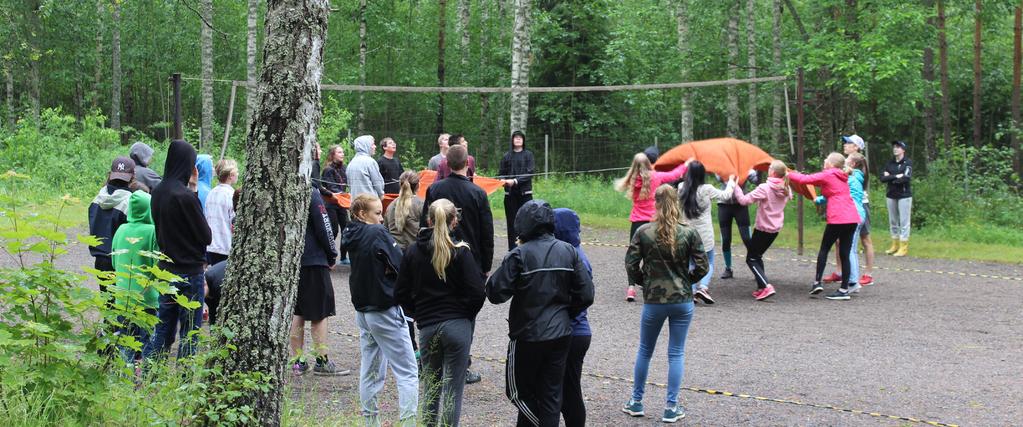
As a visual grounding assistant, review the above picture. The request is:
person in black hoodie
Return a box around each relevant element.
[396,198,485,427]
[879,140,913,256]
[486,199,595,427]
[143,139,211,359]
[342,193,419,426]
[499,130,536,250]
[421,145,494,274]
[321,145,349,263]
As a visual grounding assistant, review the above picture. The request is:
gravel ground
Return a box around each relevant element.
[29,222,1022,426]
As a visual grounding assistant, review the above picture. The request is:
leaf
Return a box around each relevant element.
[174,294,201,310]
[76,234,103,248]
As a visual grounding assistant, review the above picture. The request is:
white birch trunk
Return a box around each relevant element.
[201,0,214,151]
[510,0,531,135]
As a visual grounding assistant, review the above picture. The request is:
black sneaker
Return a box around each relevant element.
[809,282,824,295]
[313,360,352,376]
[720,268,734,279]
[825,289,851,301]
[465,369,482,384]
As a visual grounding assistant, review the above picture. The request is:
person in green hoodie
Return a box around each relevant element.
[110,190,160,364]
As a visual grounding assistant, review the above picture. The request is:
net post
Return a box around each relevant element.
[796,68,805,256]
[544,134,549,176]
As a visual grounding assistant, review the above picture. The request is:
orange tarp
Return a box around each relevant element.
[654,138,817,200]
[329,170,506,209]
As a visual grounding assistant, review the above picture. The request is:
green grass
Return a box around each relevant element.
[490,176,1023,264]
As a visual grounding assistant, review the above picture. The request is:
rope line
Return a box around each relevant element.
[329,330,959,427]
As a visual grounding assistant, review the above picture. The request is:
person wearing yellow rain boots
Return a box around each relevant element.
[879,140,913,257]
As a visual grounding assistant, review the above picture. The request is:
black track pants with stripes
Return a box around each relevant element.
[505,336,572,427]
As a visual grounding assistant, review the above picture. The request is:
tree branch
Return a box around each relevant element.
[782,0,809,43]
[178,0,230,38]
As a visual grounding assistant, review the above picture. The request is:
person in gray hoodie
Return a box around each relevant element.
[346,135,385,198]
[129,142,162,190]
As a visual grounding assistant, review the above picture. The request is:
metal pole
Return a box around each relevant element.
[171,73,183,140]
[220,82,238,161]
[796,69,806,256]
[544,134,549,176]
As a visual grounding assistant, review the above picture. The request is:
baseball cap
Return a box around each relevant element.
[109,156,136,182]
[841,135,865,150]
[892,140,908,149]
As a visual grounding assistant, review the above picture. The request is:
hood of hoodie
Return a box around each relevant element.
[93,184,132,210]
[767,177,790,198]
[515,199,555,243]
[129,142,155,167]
[164,140,197,186]
[553,208,581,247]
[196,154,214,188]
[353,135,374,155]
[341,219,378,250]
[127,190,153,224]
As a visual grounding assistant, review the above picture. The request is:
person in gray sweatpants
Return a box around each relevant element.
[342,194,419,426]
[879,140,913,257]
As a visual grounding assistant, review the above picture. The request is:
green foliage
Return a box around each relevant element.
[0,173,270,425]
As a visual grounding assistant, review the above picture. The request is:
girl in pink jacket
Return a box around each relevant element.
[731,161,792,301]
[615,153,692,302]
[788,153,861,301]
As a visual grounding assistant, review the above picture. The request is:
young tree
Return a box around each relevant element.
[510,0,531,134]
[215,0,330,423]
[726,0,740,138]
[4,63,12,129]
[358,0,367,132]
[111,0,122,133]
[26,0,41,124]
[200,0,214,151]
[923,0,937,160]
[93,0,104,110]
[245,0,260,127]
[674,0,693,142]
[938,0,952,147]
[772,0,783,148]
[1014,3,1021,174]
[972,0,982,147]
[746,0,758,146]
[437,0,447,134]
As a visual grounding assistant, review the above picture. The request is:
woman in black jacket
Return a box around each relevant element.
[321,145,350,263]
[879,140,913,257]
[395,198,485,427]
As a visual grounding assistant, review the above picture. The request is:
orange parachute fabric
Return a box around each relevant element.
[329,170,506,209]
[653,137,816,200]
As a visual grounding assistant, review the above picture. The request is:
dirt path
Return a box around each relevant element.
[32,223,1022,426]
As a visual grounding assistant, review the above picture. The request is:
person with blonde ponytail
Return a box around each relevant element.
[396,199,485,427]
[729,160,793,301]
[615,153,693,302]
[385,171,424,250]
[623,184,708,423]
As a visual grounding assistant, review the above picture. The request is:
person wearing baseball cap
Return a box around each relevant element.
[88,156,136,286]
[820,135,877,286]
[879,140,913,257]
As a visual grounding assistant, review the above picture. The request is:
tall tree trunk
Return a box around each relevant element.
[4,63,12,129]
[27,0,41,124]
[457,0,470,85]
[923,0,937,161]
[972,0,982,147]
[111,1,122,134]
[358,0,367,132]
[437,0,447,134]
[201,0,214,151]
[510,0,531,134]
[844,0,858,135]
[938,0,952,148]
[480,0,491,165]
[675,0,693,142]
[93,0,104,110]
[771,0,783,151]
[746,0,758,145]
[245,0,260,128]
[1013,4,1021,175]
[215,0,329,424]
[725,0,740,137]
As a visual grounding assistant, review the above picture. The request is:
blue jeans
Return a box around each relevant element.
[848,224,862,284]
[631,302,695,407]
[693,250,715,291]
[142,272,204,359]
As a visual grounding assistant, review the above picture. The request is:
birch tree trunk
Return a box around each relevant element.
[923,0,937,161]
[111,1,122,133]
[480,0,492,163]
[972,0,982,147]
[938,0,952,148]
[94,0,104,110]
[458,0,470,104]
[726,0,740,138]
[436,0,447,134]
[358,0,367,132]
[1013,5,1021,175]
[746,0,758,146]
[245,0,260,127]
[510,0,531,135]
[215,0,329,424]
[771,0,783,150]
[200,0,214,151]
[675,0,693,142]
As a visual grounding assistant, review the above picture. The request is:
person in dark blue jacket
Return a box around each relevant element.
[553,208,592,427]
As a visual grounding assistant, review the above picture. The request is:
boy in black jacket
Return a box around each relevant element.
[499,130,535,250]
[143,139,212,359]
[487,200,595,427]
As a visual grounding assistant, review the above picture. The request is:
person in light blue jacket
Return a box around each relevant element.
[346,135,385,198]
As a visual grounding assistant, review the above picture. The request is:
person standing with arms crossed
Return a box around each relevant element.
[499,130,536,250]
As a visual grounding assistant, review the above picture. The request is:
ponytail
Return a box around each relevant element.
[428,199,469,282]
[393,171,420,233]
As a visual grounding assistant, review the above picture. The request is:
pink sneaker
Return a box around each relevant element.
[626,287,637,302]
[754,284,776,301]
[822,272,842,283]
[859,274,874,286]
